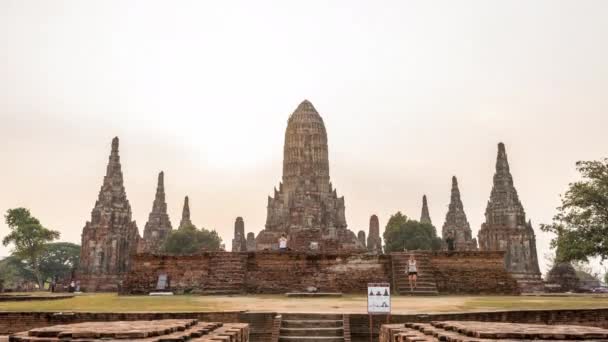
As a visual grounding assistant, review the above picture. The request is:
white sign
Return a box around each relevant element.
[367,283,391,314]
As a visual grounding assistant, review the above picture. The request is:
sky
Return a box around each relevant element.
[1,1,607,275]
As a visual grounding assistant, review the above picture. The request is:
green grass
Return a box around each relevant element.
[2,293,608,313]
[0,293,227,312]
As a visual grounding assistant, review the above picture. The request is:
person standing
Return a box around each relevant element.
[278,233,288,252]
[50,277,56,293]
[407,254,418,292]
[446,231,455,252]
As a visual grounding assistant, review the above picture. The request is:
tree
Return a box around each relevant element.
[161,224,222,255]
[541,159,608,262]
[383,211,442,253]
[2,208,60,289]
[0,256,35,290]
[38,242,80,283]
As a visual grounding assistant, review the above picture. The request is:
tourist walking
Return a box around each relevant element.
[278,233,288,252]
[407,254,418,292]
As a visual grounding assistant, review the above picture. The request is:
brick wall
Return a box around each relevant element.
[123,252,391,294]
[428,251,519,295]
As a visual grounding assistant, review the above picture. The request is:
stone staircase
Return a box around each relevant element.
[278,314,345,342]
[391,252,438,295]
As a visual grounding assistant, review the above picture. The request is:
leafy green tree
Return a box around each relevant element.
[161,224,222,255]
[2,208,60,289]
[383,211,442,253]
[541,159,608,262]
[0,256,35,290]
[39,242,80,283]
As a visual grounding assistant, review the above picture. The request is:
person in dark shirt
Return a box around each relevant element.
[446,231,455,252]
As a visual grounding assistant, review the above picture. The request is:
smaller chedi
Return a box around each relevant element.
[178,196,193,229]
[140,171,173,253]
[357,230,367,249]
[232,217,247,252]
[442,176,477,251]
[367,215,382,253]
[420,195,432,225]
[546,244,579,292]
[246,232,256,251]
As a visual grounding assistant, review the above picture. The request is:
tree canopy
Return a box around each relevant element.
[541,159,608,262]
[39,242,80,283]
[2,208,60,288]
[161,224,222,255]
[0,256,34,289]
[382,211,442,253]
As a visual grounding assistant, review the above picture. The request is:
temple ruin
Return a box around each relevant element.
[367,215,382,253]
[78,137,141,291]
[178,196,193,229]
[420,195,432,225]
[477,143,542,291]
[232,217,247,252]
[140,171,173,254]
[254,100,363,252]
[442,176,477,251]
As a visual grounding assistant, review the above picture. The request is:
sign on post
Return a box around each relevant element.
[367,282,391,314]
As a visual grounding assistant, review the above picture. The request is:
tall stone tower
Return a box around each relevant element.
[442,176,477,251]
[79,137,140,291]
[420,195,432,225]
[255,100,363,252]
[178,196,193,229]
[232,217,247,252]
[367,215,382,253]
[141,171,173,253]
[478,143,542,290]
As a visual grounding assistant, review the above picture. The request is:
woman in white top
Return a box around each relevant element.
[407,254,418,291]
[278,233,288,252]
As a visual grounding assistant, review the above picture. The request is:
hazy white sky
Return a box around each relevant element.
[1,1,607,274]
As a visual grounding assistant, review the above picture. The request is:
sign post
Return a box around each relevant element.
[367,282,391,342]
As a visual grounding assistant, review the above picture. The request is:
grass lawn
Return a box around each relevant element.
[2,293,608,314]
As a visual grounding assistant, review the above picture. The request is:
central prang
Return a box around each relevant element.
[255,100,364,252]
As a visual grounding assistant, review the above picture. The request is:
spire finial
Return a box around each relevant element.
[111,136,119,153]
[496,142,510,173]
[157,171,164,187]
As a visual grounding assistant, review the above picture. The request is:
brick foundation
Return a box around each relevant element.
[122,251,518,295]
[428,251,519,294]
[123,252,391,294]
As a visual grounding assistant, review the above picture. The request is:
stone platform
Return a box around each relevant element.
[8,319,249,342]
[380,321,608,341]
